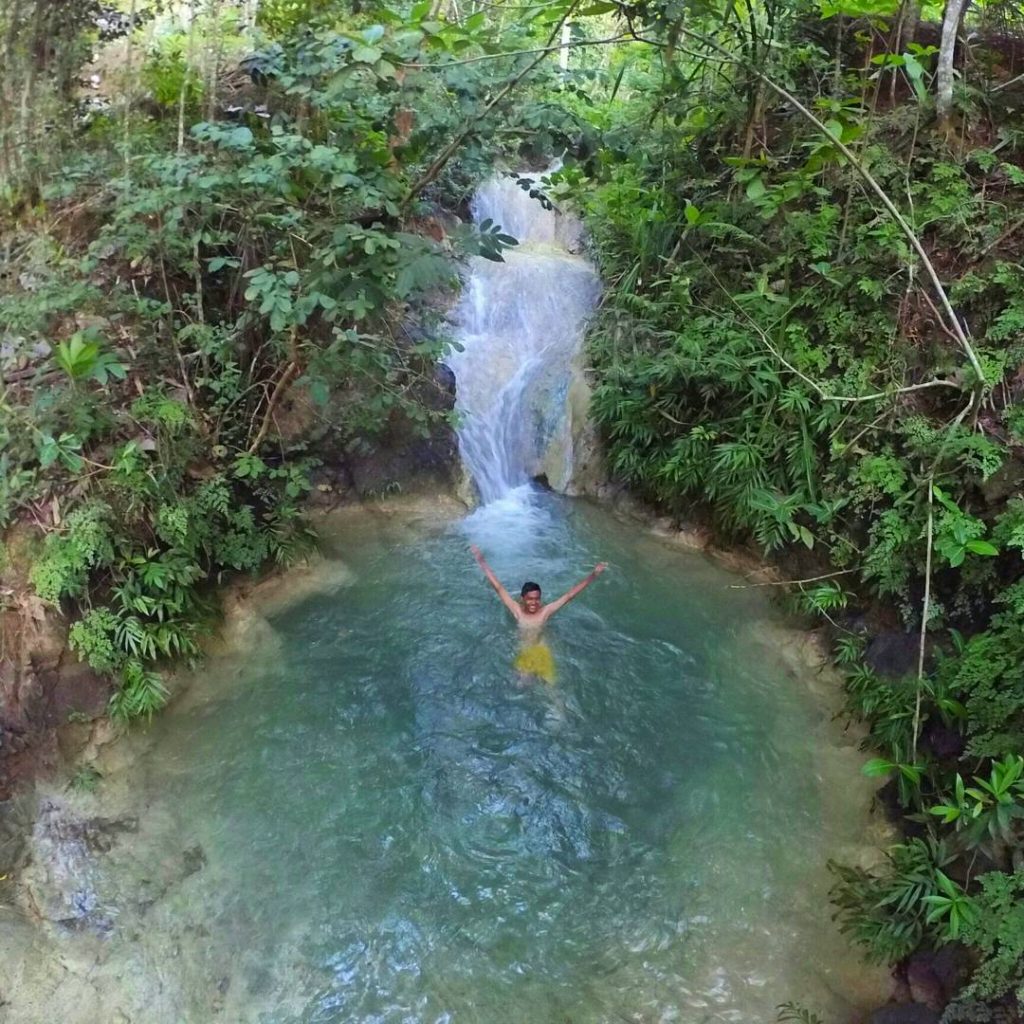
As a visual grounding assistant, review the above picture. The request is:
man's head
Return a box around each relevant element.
[520,581,542,614]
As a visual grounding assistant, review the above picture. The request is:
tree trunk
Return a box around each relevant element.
[936,0,969,134]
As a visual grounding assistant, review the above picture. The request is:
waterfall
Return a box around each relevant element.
[445,174,601,504]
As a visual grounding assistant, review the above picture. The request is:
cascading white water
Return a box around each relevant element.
[445,175,601,504]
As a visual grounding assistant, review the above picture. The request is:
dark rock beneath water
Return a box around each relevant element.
[182,844,206,877]
[26,799,133,933]
[868,1004,941,1024]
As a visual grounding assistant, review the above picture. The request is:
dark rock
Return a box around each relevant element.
[434,362,456,395]
[947,849,1003,886]
[874,778,904,823]
[891,976,914,1004]
[46,660,111,725]
[923,720,966,760]
[182,844,207,877]
[865,632,920,679]
[981,454,1024,505]
[929,944,972,1000]
[27,799,120,933]
[81,815,139,853]
[868,1004,941,1024]
[907,953,946,1010]
[345,433,458,497]
[834,607,873,635]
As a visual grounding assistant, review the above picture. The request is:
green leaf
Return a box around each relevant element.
[965,539,999,556]
[226,126,254,150]
[823,118,844,140]
[208,256,241,272]
[233,452,267,479]
[931,484,960,514]
[902,52,929,103]
[308,378,330,406]
[38,435,60,468]
[352,45,382,64]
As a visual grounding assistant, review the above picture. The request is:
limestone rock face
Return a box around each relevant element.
[537,355,605,497]
[1,525,113,799]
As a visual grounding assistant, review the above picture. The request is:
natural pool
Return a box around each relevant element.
[4,489,888,1023]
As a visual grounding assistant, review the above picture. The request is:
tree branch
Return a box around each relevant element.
[662,25,987,397]
[402,2,578,212]
[697,269,961,404]
[400,33,631,69]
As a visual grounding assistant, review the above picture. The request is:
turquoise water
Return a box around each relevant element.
[66,488,884,1024]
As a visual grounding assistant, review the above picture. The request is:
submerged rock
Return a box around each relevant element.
[21,798,136,932]
[869,1004,941,1024]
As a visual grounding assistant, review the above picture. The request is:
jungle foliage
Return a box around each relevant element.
[552,0,1024,1014]
[3,0,1024,1015]
[0,0,588,717]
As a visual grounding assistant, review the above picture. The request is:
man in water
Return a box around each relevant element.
[470,544,607,683]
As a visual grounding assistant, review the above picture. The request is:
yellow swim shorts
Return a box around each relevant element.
[514,642,556,684]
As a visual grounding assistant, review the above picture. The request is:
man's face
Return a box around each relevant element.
[522,589,542,614]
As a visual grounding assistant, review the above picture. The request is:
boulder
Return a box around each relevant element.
[907,954,945,1010]
[22,799,136,932]
[922,720,966,760]
[864,632,919,679]
[981,454,1024,505]
[916,945,971,1002]
[45,661,110,726]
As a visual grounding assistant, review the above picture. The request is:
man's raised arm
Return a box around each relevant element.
[470,545,521,619]
[542,563,608,620]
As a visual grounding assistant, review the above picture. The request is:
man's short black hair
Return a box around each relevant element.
[521,581,541,597]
